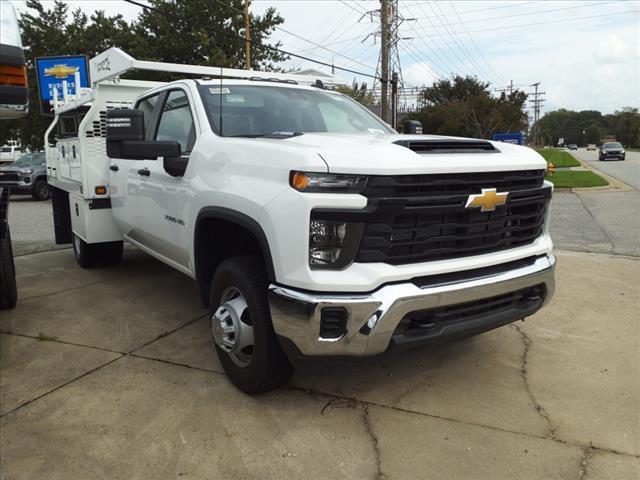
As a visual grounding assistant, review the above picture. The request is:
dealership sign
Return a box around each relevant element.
[35,55,90,114]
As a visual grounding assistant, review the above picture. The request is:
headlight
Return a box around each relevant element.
[309,219,364,269]
[21,168,34,174]
[291,171,367,193]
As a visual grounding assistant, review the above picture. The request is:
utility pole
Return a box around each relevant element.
[495,80,514,95]
[528,82,546,146]
[391,70,398,130]
[360,1,412,122]
[380,0,390,122]
[244,0,251,69]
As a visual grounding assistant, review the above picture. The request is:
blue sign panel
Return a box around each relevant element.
[492,132,524,145]
[35,55,90,114]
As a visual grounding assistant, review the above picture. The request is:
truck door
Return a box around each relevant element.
[135,88,195,269]
[109,92,162,239]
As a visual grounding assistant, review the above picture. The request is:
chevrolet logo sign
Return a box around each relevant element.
[465,188,508,212]
[44,64,79,79]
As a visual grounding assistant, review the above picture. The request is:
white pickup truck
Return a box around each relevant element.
[46,48,555,393]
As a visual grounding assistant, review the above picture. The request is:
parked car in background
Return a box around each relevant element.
[599,142,625,161]
[0,144,24,165]
[568,144,578,150]
[0,152,50,200]
[587,144,596,151]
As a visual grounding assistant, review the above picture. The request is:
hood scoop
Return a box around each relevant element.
[394,139,499,154]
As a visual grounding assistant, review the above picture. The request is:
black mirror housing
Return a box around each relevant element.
[404,120,423,134]
[105,108,182,160]
[106,109,144,141]
[107,140,181,160]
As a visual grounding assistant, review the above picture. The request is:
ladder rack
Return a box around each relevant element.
[90,47,345,88]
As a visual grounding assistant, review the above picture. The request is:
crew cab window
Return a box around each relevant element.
[155,90,195,153]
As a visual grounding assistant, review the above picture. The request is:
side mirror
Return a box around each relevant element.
[403,120,423,134]
[106,109,181,160]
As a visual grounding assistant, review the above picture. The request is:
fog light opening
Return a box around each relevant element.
[320,307,348,339]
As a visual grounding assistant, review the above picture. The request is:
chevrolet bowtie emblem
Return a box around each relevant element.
[465,188,508,212]
[44,64,79,79]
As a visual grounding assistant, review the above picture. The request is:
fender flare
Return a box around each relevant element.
[194,206,276,283]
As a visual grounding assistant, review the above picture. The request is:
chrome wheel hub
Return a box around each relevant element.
[212,287,254,367]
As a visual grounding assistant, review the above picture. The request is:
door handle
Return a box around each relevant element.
[109,165,119,172]
[137,168,150,176]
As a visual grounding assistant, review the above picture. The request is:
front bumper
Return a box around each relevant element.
[269,254,556,357]
[0,180,31,193]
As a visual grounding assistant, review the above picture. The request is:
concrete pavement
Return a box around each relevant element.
[1,247,639,479]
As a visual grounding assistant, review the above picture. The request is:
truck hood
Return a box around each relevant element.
[279,133,546,175]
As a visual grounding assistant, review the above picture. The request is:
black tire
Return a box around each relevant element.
[210,255,293,394]
[72,233,123,268]
[0,226,18,310]
[32,180,50,201]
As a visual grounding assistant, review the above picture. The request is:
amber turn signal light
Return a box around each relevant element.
[0,65,28,87]
[290,172,310,191]
[95,186,107,195]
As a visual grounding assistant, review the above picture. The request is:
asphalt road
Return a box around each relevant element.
[571,147,640,190]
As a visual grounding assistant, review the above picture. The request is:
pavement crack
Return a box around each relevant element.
[512,324,557,439]
[127,313,208,354]
[0,354,125,418]
[575,192,615,250]
[361,402,385,480]
[579,445,594,479]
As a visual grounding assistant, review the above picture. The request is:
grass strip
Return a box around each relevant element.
[536,149,581,167]
[545,170,608,188]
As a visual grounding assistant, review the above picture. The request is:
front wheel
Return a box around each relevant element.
[72,233,123,268]
[32,180,50,201]
[210,255,293,394]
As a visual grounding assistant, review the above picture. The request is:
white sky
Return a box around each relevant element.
[9,0,640,114]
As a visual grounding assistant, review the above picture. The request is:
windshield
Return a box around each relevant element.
[603,142,622,148]
[198,84,393,137]
[12,152,45,167]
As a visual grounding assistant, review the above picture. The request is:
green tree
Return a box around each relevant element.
[335,80,373,106]
[2,0,287,150]
[409,76,528,139]
[1,0,135,149]
[536,107,640,147]
[130,0,287,71]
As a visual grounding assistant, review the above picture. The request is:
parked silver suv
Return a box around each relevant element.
[0,152,50,200]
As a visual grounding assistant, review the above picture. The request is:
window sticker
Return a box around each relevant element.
[226,94,245,103]
[209,87,231,95]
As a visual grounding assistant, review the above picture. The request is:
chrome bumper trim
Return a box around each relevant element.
[269,254,556,357]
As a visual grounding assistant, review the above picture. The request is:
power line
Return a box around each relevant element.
[412,1,479,81]
[410,1,618,27]
[403,0,540,18]
[409,8,637,38]
[122,0,379,79]
[427,1,499,84]
[402,4,462,78]
[215,0,377,72]
[447,1,504,85]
